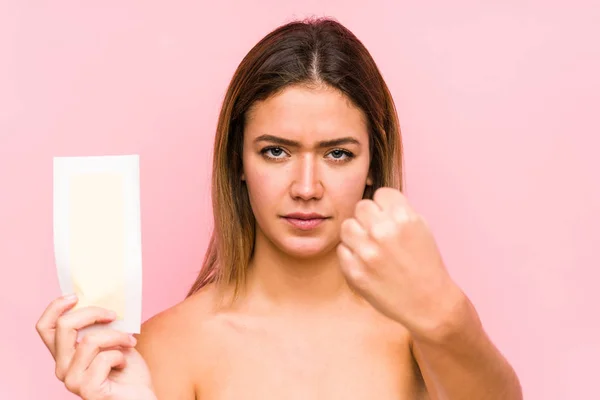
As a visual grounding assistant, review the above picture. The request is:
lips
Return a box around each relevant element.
[282,213,329,231]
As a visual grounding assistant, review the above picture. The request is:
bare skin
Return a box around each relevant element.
[37,84,521,399]
[136,83,426,399]
[137,282,426,400]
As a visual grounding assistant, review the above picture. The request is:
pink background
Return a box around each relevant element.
[1,1,598,398]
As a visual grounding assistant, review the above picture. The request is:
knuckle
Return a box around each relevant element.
[100,349,124,367]
[346,264,365,284]
[405,213,420,229]
[349,218,362,232]
[375,220,399,240]
[354,199,370,213]
[370,222,389,241]
[370,226,385,241]
[63,374,80,394]
[340,219,353,237]
[55,357,72,381]
[55,365,65,381]
[380,187,403,203]
[119,332,133,345]
[55,315,68,331]
[98,350,116,364]
[79,333,98,347]
[373,187,390,201]
[393,207,410,223]
[356,200,378,219]
[116,350,126,364]
[359,245,379,264]
[55,361,72,383]
[97,352,110,364]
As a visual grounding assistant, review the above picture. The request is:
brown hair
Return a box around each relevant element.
[186,16,404,299]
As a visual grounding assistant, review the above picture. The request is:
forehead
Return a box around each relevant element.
[244,85,368,143]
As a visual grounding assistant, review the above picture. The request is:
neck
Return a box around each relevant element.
[244,230,354,310]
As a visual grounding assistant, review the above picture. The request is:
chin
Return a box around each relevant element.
[276,236,337,260]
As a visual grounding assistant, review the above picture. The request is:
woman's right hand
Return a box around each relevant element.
[36,294,156,400]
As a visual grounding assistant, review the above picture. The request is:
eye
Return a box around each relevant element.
[326,149,354,162]
[261,146,288,159]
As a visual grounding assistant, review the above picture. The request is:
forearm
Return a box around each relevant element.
[411,288,522,400]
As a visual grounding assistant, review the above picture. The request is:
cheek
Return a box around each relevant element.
[244,164,289,212]
[327,174,368,218]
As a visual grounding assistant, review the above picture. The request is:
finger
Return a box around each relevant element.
[67,330,136,385]
[36,294,79,356]
[54,307,117,381]
[373,187,411,213]
[84,349,127,395]
[339,219,381,267]
[337,243,369,290]
[354,199,386,232]
[391,204,418,226]
[71,350,126,398]
[377,191,417,226]
[340,218,371,252]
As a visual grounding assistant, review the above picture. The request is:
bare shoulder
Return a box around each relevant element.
[134,284,221,399]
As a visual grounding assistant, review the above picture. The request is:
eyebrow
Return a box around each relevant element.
[254,134,361,148]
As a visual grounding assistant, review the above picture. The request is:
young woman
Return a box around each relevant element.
[36,17,522,400]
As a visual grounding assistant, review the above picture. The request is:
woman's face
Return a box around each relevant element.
[242,84,373,259]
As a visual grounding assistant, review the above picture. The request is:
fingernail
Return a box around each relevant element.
[129,335,137,345]
[108,310,117,319]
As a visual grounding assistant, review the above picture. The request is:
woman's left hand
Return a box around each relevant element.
[337,187,465,340]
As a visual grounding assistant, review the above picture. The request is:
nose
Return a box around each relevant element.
[290,154,324,201]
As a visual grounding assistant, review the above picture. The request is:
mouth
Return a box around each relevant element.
[281,213,330,231]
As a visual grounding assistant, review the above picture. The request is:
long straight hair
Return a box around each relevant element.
[186,17,404,299]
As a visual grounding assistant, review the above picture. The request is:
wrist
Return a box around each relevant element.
[412,282,480,345]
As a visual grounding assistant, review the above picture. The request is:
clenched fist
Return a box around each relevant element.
[338,187,464,340]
